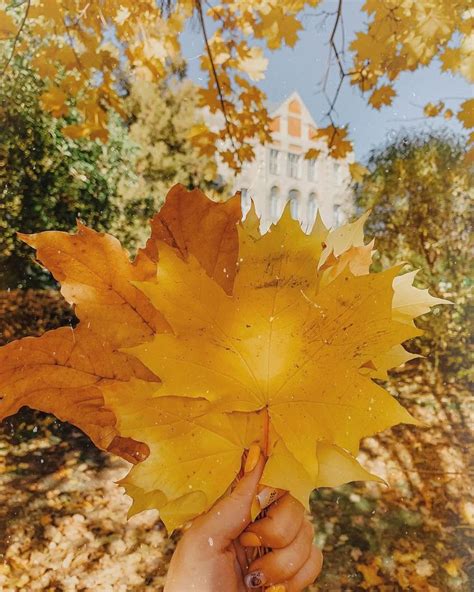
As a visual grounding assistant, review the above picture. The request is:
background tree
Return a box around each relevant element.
[0,57,139,288]
[113,72,226,248]
[0,57,223,288]
[355,131,473,381]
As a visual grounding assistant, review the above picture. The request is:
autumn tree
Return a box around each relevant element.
[0,1,471,175]
[113,72,226,248]
[355,131,473,380]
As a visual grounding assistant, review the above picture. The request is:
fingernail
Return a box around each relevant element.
[266,586,286,592]
[244,571,266,588]
[239,532,261,547]
[250,496,261,521]
[256,486,280,509]
[244,443,260,473]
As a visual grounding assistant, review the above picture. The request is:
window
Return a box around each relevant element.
[334,203,344,227]
[333,161,344,182]
[270,186,280,221]
[307,159,316,181]
[287,153,300,178]
[269,149,280,174]
[241,188,251,217]
[288,189,300,219]
[307,192,317,222]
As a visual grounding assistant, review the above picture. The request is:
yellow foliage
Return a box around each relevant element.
[0,185,449,531]
[19,222,167,348]
[351,0,472,147]
[442,557,463,577]
[305,148,322,160]
[392,270,451,326]
[314,126,353,159]
[0,10,17,38]
[424,102,445,117]
[349,162,369,183]
[457,99,474,128]
[368,86,396,109]
[0,325,159,460]
[1,0,470,167]
[357,561,384,588]
[40,88,69,118]
[255,8,303,49]
[237,46,268,81]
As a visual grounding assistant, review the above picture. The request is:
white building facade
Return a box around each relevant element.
[216,91,353,231]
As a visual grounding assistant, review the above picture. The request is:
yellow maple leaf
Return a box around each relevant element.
[62,124,94,140]
[392,270,451,325]
[29,0,64,24]
[256,9,303,49]
[126,206,421,522]
[237,46,268,81]
[0,10,17,38]
[314,126,353,159]
[305,148,322,160]
[0,325,158,462]
[117,397,262,532]
[0,186,447,531]
[187,124,220,158]
[349,162,370,183]
[319,210,371,266]
[457,98,474,129]
[19,222,168,348]
[368,85,396,109]
[31,55,58,79]
[424,101,445,117]
[40,87,69,118]
[136,184,241,295]
[366,345,422,380]
[440,47,461,73]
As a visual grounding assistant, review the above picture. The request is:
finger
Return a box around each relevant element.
[240,494,304,548]
[233,539,249,576]
[196,452,265,544]
[284,545,323,592]
[244,521,314,588]
[256,486,286,510]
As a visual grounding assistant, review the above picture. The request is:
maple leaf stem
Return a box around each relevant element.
[262,406,270,458]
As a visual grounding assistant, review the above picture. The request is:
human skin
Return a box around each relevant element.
[164,454,323,592]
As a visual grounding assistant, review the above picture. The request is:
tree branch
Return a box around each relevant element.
[194,0,239,162]
[0,0,31,76]
[322,0,347,121]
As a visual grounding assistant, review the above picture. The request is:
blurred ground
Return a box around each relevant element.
[0,368,472,591]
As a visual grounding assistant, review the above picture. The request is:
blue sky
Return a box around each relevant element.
[181,1,472,161]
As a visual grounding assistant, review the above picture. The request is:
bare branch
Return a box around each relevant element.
[194,0,239,162]
[60,11,85,72]
[323,0,347,119]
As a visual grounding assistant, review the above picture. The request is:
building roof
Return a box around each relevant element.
[269,91,317,129]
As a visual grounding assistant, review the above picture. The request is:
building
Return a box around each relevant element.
[215,91,353,232]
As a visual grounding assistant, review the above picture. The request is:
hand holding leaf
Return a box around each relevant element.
[0,185,449,534]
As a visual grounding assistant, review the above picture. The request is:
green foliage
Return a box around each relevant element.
[0,58,137,289]
[0,59,223,288]
[355,131,473,381]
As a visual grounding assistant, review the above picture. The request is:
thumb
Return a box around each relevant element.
[197,452,265,545]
